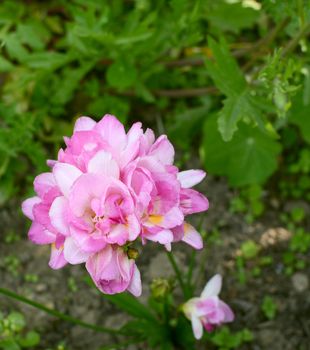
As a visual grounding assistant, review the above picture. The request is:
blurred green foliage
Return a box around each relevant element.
[0,0,310,204]
[0,311,40,350]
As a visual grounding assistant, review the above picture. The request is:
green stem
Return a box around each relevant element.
[166,251,188,299]
[0,287,124,335]
[186,250,196,289]
[186,215,205,295]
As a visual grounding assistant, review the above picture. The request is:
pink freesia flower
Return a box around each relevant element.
[22,114,209,296]
[183,275,234,339]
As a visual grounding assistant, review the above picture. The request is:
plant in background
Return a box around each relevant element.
[0,311,40,350]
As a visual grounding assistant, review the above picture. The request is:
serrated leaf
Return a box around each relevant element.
[202,114,281,186]
[218,92,265,141]
[205,37,246,96]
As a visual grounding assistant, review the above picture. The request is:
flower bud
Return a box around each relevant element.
[151,278,171,299]
[127,247,139,260]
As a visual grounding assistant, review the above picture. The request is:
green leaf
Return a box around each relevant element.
[102,293,157,322]
[207,0,259,33]
[5,33,29,62]
[7,312,25,332]
[205,37,246,96]
[0,56,14,72]
[106,60,137,89]
[202,114,281,186]
[289,90,310,143]
[24,52,72,70]
[52,61,96,105]
[16,22,50,51]
[18,331,40,348]
[205,38,264,141]
[241,240,260,259]
[261,296,277,320]
[0,338,20,350]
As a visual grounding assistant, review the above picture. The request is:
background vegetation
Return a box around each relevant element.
[0,0,309,203]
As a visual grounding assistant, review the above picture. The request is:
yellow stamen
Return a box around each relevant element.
[148,215,163,225]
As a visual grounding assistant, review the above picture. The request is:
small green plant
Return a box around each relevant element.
[24,274,39,283]
[229,185,265,223]
[3,255,21,277]
[67,277,78,293]
[282,228,310,275]
[240,240,260,260]
[209,326,254,350]
[4,232,20,244]
[261,296,277,320]
[235,240,263,284]
[0,311,40,350]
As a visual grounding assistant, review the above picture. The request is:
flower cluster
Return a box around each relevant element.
[183,275,234,339]
[22,115,209,296]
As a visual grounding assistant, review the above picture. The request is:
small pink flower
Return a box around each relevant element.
[183,275,234,339]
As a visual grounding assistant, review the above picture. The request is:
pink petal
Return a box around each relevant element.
[106,224,128,245]
[49,245,67,269]
[144,229,174,245]
[161,207,184,228]
[87,150,120,178]
[182,223,203,250]
[120,122,143,167]
[126,214,141,241]
[180,189,209,215]
[74,116,96,132]
[69,174,108,217]
[86,245,113,282]
[148,135,175,165]
[63,237,90,264]
[49,196,70,236]
[22,196,41,220]
[70,226,106,253]
[140,128,155,154]
[53,163,82,197]
[127,264,142,297]
[201,274,222,298]
[28,222,55,244]
[34,173,55,197]
[95,115,127,152]
[219,300,234,322]
[191,315,203,340]
[177,170,206,188]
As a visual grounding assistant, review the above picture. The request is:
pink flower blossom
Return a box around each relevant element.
[22,114,209,296]
[183,275,234,339]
